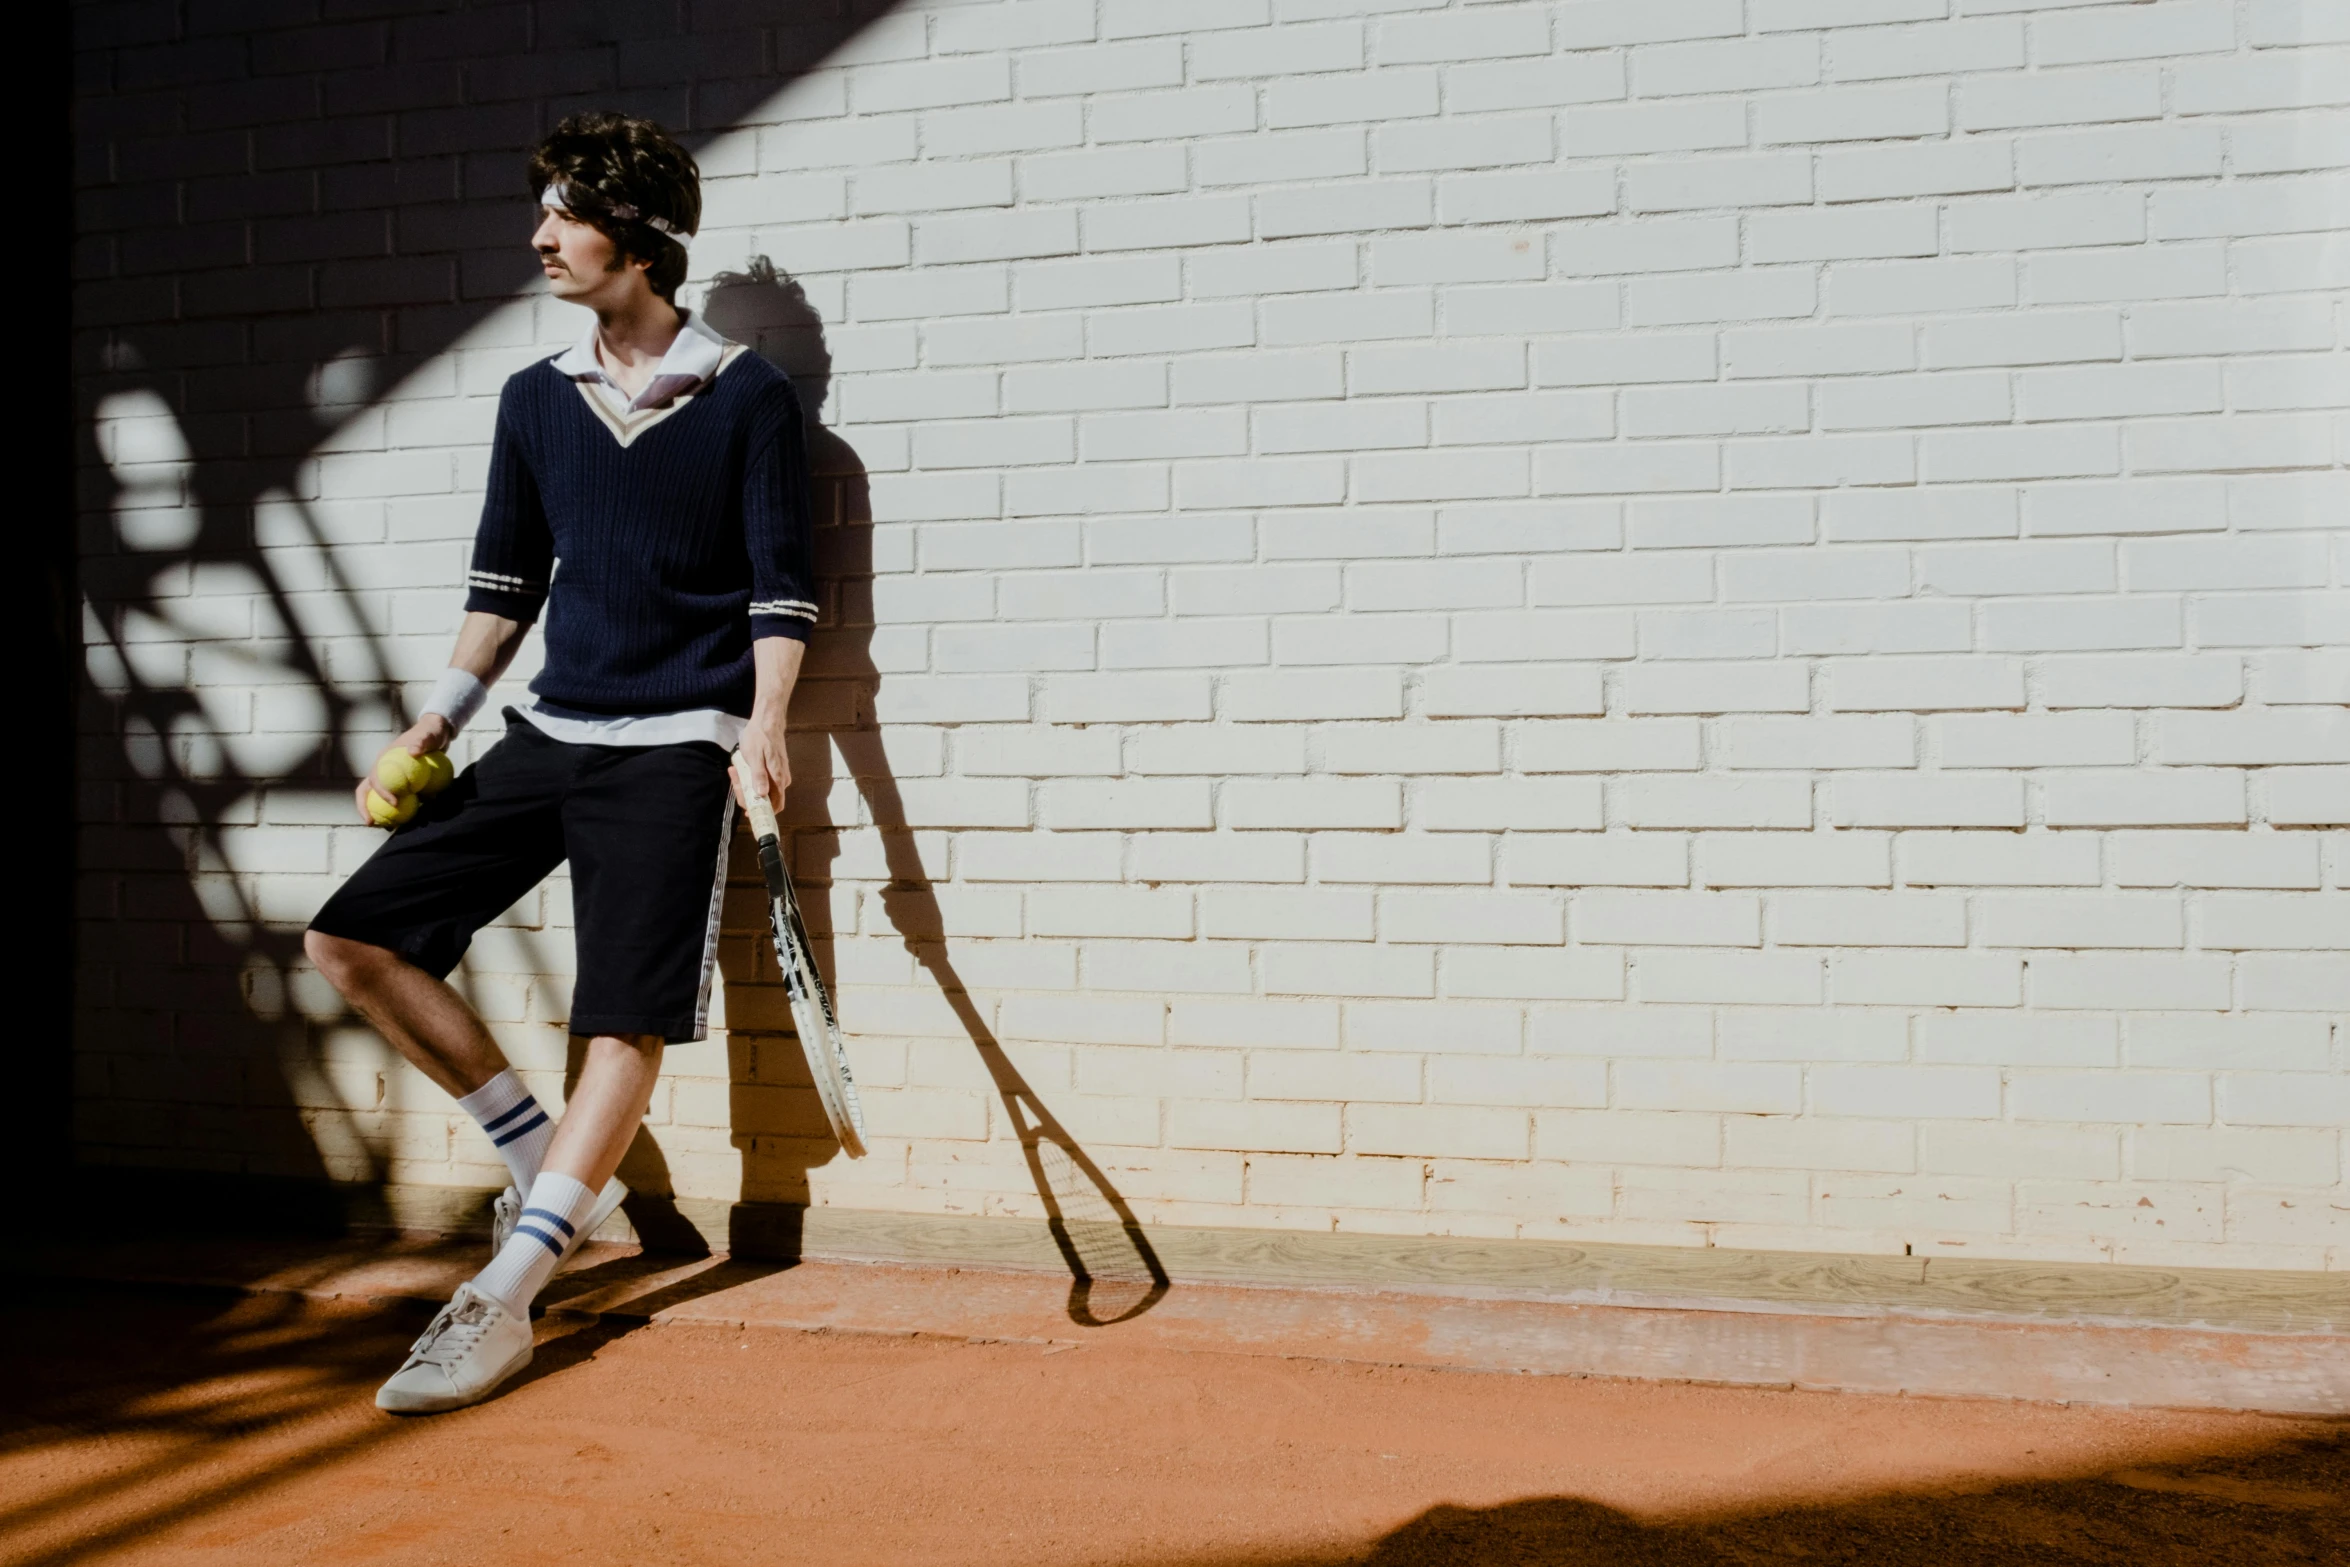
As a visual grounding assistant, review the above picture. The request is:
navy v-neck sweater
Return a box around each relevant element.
[462,353,818,719]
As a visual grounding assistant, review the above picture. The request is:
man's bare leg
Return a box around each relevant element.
[303,930,508,1096]
[540,1032,664,1192]
[437,1031,660,1351]
[305,929,566,1201]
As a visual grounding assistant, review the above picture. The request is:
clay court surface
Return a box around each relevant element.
[3,1270,2345,1567]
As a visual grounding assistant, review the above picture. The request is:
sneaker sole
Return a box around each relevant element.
[375,1339,534,1416]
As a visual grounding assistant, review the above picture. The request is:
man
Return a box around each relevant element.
[305,112,817,1413]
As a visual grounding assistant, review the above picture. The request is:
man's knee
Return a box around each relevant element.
[305,929,399,997]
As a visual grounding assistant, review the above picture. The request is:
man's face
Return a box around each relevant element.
[532,201,649,310]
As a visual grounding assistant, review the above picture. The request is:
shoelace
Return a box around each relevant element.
[407,1294,496,1367]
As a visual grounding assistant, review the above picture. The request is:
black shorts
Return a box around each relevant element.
[309,712,737,1043]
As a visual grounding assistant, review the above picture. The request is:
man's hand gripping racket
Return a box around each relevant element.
[731,749,868,1159]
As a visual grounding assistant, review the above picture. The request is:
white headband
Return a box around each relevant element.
[540,183,694,251]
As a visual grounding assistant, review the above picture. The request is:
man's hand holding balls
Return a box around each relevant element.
[357,716,457,827]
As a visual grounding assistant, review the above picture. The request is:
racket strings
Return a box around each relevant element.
[1029,1134,1168,1326]
[765,893,865,1155]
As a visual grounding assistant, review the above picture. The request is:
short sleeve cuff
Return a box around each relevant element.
[749,612,814,643]
[463,586,545,621]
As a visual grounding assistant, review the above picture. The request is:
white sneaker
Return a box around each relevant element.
[570,1177,630,1257]
[375,1283,535,1415]
[490,1185,522,1259]
[491,1177,627,1263]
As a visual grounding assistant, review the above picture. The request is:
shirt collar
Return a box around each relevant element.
[551,309,733,408]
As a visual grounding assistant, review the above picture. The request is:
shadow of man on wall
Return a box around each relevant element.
[697,259,1168,1326]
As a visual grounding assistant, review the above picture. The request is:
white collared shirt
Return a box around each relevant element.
[522,308,747,753]
[548,305,731,413]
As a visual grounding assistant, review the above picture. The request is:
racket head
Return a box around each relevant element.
[769,871,868,1159]
[734,752,868,1160]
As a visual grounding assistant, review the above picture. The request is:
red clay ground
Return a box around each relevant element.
[1,1277,2343,1567]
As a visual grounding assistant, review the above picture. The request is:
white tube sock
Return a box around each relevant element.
[473,1171,599,1316]
[456,1070,555,1193]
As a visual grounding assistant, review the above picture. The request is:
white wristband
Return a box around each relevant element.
[419,667,489,734]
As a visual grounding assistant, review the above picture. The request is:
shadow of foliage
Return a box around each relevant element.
[65,0,898,1216]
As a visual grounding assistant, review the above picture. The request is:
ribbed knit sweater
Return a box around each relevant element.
[462,352,817,719]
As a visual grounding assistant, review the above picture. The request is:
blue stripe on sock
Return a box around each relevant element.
[520,1207,577,1238]
[515,1223,567,1258]
[479,1096,541,1133]
[491,1109,551,1147]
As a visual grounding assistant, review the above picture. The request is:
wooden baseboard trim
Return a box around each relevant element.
[70,1167,2346,1338]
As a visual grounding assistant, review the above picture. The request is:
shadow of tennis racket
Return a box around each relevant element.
[987,1034,1171,1327]
[890,898,1171,1327]
[730,328,1170,1328]
[835,733,1171,1327]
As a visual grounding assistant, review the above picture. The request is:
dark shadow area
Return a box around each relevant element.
[1228,1442,2350,1567]
[0,1279,424,1567]
[536,1250,785,1320]
[68,0,901,1216]
[26,93,78,1193]
[0,1261,778,1557]
[708,258,1169,1326]
[66,1163,494,1241]
[514,1248,791,1389]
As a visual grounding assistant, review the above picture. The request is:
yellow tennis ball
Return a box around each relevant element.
[413,750,456,795]
[364,787,420,827]
[374,746,421,795]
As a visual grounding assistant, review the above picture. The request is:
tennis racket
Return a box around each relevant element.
[732,750,867,1159]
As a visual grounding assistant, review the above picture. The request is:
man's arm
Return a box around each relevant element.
[357,378,552,822]
[735,376,819,816]
[731,634,804,814]
[354,611,529,821]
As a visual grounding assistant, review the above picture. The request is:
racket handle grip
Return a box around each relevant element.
[730,748,783,841]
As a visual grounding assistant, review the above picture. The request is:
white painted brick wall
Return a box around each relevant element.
[75,0,2347,1270]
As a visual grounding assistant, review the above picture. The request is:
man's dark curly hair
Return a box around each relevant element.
[527,112,701,300]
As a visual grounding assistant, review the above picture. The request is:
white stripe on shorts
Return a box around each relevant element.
[686,790,738,1043]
